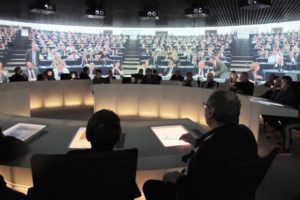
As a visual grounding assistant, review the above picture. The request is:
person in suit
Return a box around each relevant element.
[0,62,9,83]
[183,72,195,87]
[25,43,40,67]
[209,55,229,78]
[231,72,254,96]
[170,70,184,81]
[152,69,162,85]
[23,61,39,81]
[141,68,154,84]
[108,70,116,80]
[93,69,106,84]
[9,67,28,82]
[143,91,258,200]
[200,72,219,89]
[224,71,238,86]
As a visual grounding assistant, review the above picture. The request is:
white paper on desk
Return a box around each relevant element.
[3,123,46,141]
[151,125,191,147]
[68,127,91,149]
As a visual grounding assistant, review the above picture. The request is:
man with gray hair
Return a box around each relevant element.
[25,43,40,67]
[143,91,258,200]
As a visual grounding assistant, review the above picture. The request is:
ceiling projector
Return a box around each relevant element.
[239,0,271,10]
[29,2,56,15]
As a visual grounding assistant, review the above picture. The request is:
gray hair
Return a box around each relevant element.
[207,90,241,124]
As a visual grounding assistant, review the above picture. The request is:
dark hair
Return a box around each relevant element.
[83,66,89,72]
[95,69,102,74]
[241,72,248,77]
[207,91,241,124]
[86,109,121,151]
[14,66,21,73]
[153,69,158,74]
[281,76,292,86]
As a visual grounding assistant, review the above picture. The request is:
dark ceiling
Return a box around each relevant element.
[0,0,299,27]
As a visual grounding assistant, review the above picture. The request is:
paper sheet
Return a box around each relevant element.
[3,123,46,141]
[151,125,191,147]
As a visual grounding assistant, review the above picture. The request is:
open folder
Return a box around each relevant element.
[3,123,46,142]
[151,125,192,147]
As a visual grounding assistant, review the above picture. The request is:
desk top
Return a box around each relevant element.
[0,113,205,170]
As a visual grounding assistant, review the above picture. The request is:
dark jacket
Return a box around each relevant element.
[232,81,255,96]
[0,136,28,163]
[170,74,184,81]
[9,74,28,82]
[176,124,258,200]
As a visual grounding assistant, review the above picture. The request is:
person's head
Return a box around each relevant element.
[198,61,206,69]
[138,69,144,75]
[281,76,292,90]
[26,61,34,69]
[14,66,22,75]
[186,71,193,80]
[144,60,149,66]
[204,91,241,128]
[250,62,260,72]
[273,76,281,88]
[207,72,214,81]
[146,68,152,76]
[230,71,238,80]
[0,62,3,71]
[114,61,121,68]
[82,66,89,74]
[95,69,102,78]
[153,69,158,76]
[70,71,78,80]
[86,109,121,151]
[209,56,217,65]
[108,70,113,77]
[46,69,54,77]
[175,70,181,76]
[240,72,249,82]
[268,73,276,82]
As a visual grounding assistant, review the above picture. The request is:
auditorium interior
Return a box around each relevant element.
[1,0,300,199]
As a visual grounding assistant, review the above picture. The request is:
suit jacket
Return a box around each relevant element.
[23,68,39,81]
[0,73,8,83]
[25,49,40,66]
[176,124,258,200]
[0,136,28,163]
[200,80,219,89]
[232,81,255,96]
[9,74,28,82]
[214,61,228,78]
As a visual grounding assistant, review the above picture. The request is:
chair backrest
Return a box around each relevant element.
[31,148,138,200]
[221,148,279,200]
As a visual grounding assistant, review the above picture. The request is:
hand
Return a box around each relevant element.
[179,133,196,146]
[163,171,182,184]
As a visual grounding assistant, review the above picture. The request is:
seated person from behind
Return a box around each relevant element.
[152,69,162,85]
[200,72,219,89]
[143,91,258,200]
[0,175,27,200]
[183,72,195,87]
[68,109,141,198]
[70,71,79,80]
[225,71,238,85]
[170,70,184,81]
[131,69,144,84]
[108,70,116,80]
[0,127,28,162]
[248,62,263,82]
[9,67,28,82]
[231,72,254,96]
[264,73,277,87]
[93,69,106,84]
[260,76,281,99]
[79,66,91,80]
[141,68,154,84]
[44,69,56,81]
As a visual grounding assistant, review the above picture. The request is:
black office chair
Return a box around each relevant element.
[30,148,139,200]
[221,148,279,200]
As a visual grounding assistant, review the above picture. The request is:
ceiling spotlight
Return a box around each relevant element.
[185,6,209,18]
[29,1,56,15]
[239,0,271,10]
[85,8,106,19]
[139,10,159,20]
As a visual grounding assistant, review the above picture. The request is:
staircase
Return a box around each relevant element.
[5,36,30,73]
[230,39,254,72]
[122,39,140,75]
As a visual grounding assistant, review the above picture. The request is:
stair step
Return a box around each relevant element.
[230,63,251,68]
[229,67,250,72]
[7,61,25,65]
[124,58,140,61]
[231,60,253,63]
[10,58,26,61]
[123,61,140,64]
